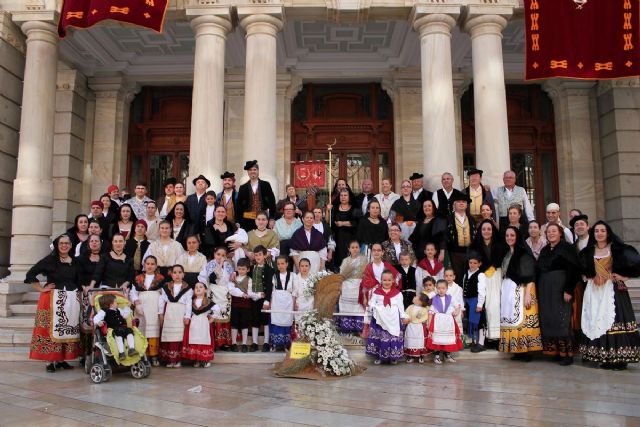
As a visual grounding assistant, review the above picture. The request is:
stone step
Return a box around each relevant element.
[0,315,34,329]
[22,292,40,303]
[0,328,30,346]
[9,303,36,315]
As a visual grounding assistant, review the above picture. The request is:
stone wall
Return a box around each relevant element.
[0,12,24,278]
[597,78,640,249]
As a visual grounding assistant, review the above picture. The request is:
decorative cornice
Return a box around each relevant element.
[541,80,595,102]
[596,77,640,97]
[0,11,25,53]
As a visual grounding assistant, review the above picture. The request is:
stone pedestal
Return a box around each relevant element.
[465,7,513,188]
[87,76,138,199]
[412,5,461,189]
[187,9,232,193]
[597,78,640,249]
[543,80,598,221]
[239,8,284,195]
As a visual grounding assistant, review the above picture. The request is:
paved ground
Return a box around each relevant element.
[0,356,639,427]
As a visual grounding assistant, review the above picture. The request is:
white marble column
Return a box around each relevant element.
[543,80,598,220]
[465,8,513,188]
[412,6,461,188]
[8,20,58,282]
[88,76,138,199]
[187,12,232,192]
[239,9,283,194]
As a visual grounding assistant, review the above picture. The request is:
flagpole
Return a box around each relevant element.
[327,138,336,224]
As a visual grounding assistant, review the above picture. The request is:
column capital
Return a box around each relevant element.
[453,74,472,98]
[11,9,59,27]
[411,4,460,36]
[186,5,233,36]
[18,20,58,46]
[89,76,140,102]
[464,7,512,38]
[239,13,284,36]
[542,80,595,102]
[596,77,640,96]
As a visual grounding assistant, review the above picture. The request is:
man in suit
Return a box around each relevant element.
[354,178,375,218]
[409,172,432,208]
[216,171,238,224]
[236,160,276,231]
[156,177,177,220]
[186,174,210,234]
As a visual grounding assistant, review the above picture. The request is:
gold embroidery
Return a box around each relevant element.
[109,6,130,14]
[66,11,83,19]
[550,60,568,69]
[595,62,613,71]
[531,34,540,51]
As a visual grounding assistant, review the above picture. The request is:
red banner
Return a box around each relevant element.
[58,0,168,38]
[525,0,640,80]
[293,161,326,189]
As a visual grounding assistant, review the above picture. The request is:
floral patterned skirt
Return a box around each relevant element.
[334,316,364,334]
[270,324,292,348]
[580,286,639,364]
[214,321,232,348]
[365,317,404,362]
[30,292,82,362]
[182,324,215,362]
[499,285,543,354]
[159,341,182,363]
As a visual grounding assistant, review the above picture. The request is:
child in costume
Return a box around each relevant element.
[404,293,431,363]
[158,265,193,367]
[462,252,487,353]
[396,251,420,309]
[130,255,164,365]
[198,246,234,350]
[266,256,295,351]
[427,280,463,364]
[422,276,436,300]
[416,243,444,283]
[249,246,275,352]
[336,240,368,335]
[292,258,314,322]
[444,269,465,334]
[182,282,215,367]
[229,258,262,352]
[94,294,138,361]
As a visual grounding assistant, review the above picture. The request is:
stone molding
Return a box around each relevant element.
[596,77,640,97]
[0,11,25,53]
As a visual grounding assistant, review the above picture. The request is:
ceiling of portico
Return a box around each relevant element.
[58,16,526,82]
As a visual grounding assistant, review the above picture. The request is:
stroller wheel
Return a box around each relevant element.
[89,364,106,383]
[131,361,146,379]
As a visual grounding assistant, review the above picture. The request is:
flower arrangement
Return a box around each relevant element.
[303,270,334,298]
[297,309,356,376]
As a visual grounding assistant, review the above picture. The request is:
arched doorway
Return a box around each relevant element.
[291,83,394,202]
[461,84,558,220]
[127,87,192,200]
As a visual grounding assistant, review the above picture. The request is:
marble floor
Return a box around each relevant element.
[0,356,639,427]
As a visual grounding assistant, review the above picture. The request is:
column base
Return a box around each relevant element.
[0,279,28,317]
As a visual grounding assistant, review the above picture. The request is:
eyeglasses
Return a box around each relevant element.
[401,186,411,189]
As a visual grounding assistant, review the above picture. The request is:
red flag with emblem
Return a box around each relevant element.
[525,0,640,80]
[293,161,326,189]
[58,0,168,38]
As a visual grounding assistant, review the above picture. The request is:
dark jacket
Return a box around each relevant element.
[236,179,276,229]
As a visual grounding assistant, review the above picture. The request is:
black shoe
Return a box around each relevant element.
[559,356,573,366]
[511,353,523,361]
[611,363,628,371]
[262,343,270,352]
[241,344,248,353]
[552,354,562,362]
[46,363,56,373]
[249,343,258,352]
[55,361,74,370]
[520,354,533,362]
[230,344,239,352]
[276,345,285,352]
[600,362,612,370]
[219,345,230,352]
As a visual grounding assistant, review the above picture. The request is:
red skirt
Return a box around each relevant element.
[404,323,430,357]
[159,341,183,363]
[30,292,82,362]
[214,321,232,348]
[426,317,463,352]
[182,324,215,362]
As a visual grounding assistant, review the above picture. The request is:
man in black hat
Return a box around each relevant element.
[157,177,177,220]
[409,172,432,207]
[236,161,276,231]
[186,174,211,233]
[571,213,589,251]
[217,171,238,224]
[447,192,476,283]
[462,168,495,224]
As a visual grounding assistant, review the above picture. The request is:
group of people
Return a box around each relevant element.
[24,162,639,373]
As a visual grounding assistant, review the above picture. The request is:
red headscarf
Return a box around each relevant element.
[373,286,400,307]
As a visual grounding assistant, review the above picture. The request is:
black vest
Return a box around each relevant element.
[104,308,127,329]
[396,265,417,292]
[463,270,481,298]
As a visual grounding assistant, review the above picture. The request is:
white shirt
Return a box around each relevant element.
[313,222,324,235]
[251,180,259,193]
[205,205,215,224]
[372,261,384,283]
[393,242,401,260]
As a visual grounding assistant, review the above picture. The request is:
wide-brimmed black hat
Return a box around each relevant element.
[162,177,177,188]
[467,168,483,177]
[569,214,589,228]
[244,160,258,170]
[220,171,235,180]
[409,172,424,181]
[192,174,211,188]
[451,192,472,203]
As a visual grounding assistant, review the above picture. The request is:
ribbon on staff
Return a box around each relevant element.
[293,160,327,189]
[525,0,640,80]
[58,0,168,38]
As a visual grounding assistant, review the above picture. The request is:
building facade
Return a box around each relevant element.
[0,0,639,316]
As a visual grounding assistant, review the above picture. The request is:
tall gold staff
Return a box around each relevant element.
[327,138,337,224]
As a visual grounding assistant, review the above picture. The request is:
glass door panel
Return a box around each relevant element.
[377,152,391,190]
[511,152,536,212]
[346,153,371,192]
[149,154,175,200]
[179,153,190,186]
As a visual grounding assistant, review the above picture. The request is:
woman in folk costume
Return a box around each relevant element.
[158,265,193,367]
[182,282,215,367]
[166,201,195,250]
[579,221,640,370]
[143,221,185,277]
[410,199,447,263]
[26,234,82,372]
[274,201,303,259]
[108,203,137,240]
[290,211,328,273]
[389,180,420,241]
[198,246,235,350]
[427,279,464,364]
[381,223,415,266]
[130,256,165,366]
[537,222,581,366]
[245,211,280,267]
[175,235,208,287]
[470,219,507,346]
[90,234,135,291]
[404,293,431,363]
[365,270,409,365]
[265,256,295,351]
[292,258,314,322]
[336,240,368,334]
[331,189,358,266]
[123,220,150,275]
[359,243,400,310]
[499,226,543,360]
[355,199,388,256]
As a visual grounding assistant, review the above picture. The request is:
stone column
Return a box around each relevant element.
[597,78,640,249]
[88,76,138,199]
[464,6,513,188]
[0,16,58,316]
[187,9,232,193]
[412,5,461,188]
[543,80,598,220]
[238,7,284,194]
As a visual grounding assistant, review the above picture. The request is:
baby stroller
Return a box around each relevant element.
[85,288,152,383]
